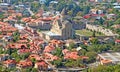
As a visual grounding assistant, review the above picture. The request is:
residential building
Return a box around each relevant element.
[97,52,120,65]
[6,43,27,49]
[29,54,43,61]
[115,39,120,44]
[16,59,33,69]
[34,61,48,70]
[3,59,16,68]
[43,53,59,61]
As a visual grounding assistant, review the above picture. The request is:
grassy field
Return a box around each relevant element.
[76,29,105,36]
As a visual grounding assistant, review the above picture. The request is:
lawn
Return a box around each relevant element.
[76,29,105,36]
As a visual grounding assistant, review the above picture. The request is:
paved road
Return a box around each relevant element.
[57,67,87,72]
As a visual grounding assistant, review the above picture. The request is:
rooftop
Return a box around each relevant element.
[98,52,120,62]
[42,31,60,36]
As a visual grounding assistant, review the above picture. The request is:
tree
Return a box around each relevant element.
[5,48,15,55]
[76,11,83,16]
[13,31,20,42]
[92,31,96,37]
[79,49,87,55]
[0,12,4,19]
[83,6,90,15]
[31,68,38,72]
[64,59,75,67]
[85,52,97,63]
[0,47,4,54]
[52,59,63,67]
[31,2,41,12]
[98,17,104,25]
[67,42,75,50]
[114,18,120,24]
[88,65,120,72]
[20,53,30,60]
[31,58,37,64]
[53,47,62,57]
[90,37,98,44]
[67,10,73,16]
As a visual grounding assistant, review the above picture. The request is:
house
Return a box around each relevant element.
[17,36,28,43]
[97,52,120,65]
[0,54,9,61]
[29,54,43,61]
[34,61,48,70]
[2,36,13,42]
[100,59,112,65]
[6,43,27,49]
[62,49,70,55]
[0,35,3,39]
[117,0,120,3]
[1,0,11,3]
[3,59,16,68]
[43,45,55,53]
[107,14,116,20]
[114,6,120,9]
[113,2,120,6]
[95,0,104,2]
[27,19,52,30]
[17,49,32,54]
[88,0,95,2]
[64,51,79,60]
[63,50,79,60]
[115,39,120,44]
[43,53,59,61]
[16,59,33,69]
[49,39,65,47]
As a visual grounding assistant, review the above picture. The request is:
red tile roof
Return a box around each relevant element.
[115,40,120,43]
[35,61,48,68]
[18,49,31,54]
[29,54,42,61]
[17,59,32,68]
[101,59,112,64]
[3,59,16,64]
[43,45,55,53]
[7,43,27,49]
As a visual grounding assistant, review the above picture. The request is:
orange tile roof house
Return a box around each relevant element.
[97,52,120,65]
[43,53,59,61]
[16,59,33,69]
[0,22,17,37]
[17,49,32,54]
[29,54,43,61]
[17,36,29,43]
[49,39,65,47]
[100,59,112,65]
[3,59,16,68]
[43,45,55,53]
[34,61,48,70]
[6,43,27,49]
[64,51,79,60]
[62,49,89,60]
[115,39,120,44]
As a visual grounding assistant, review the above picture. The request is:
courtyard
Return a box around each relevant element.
[76,29,105,36]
